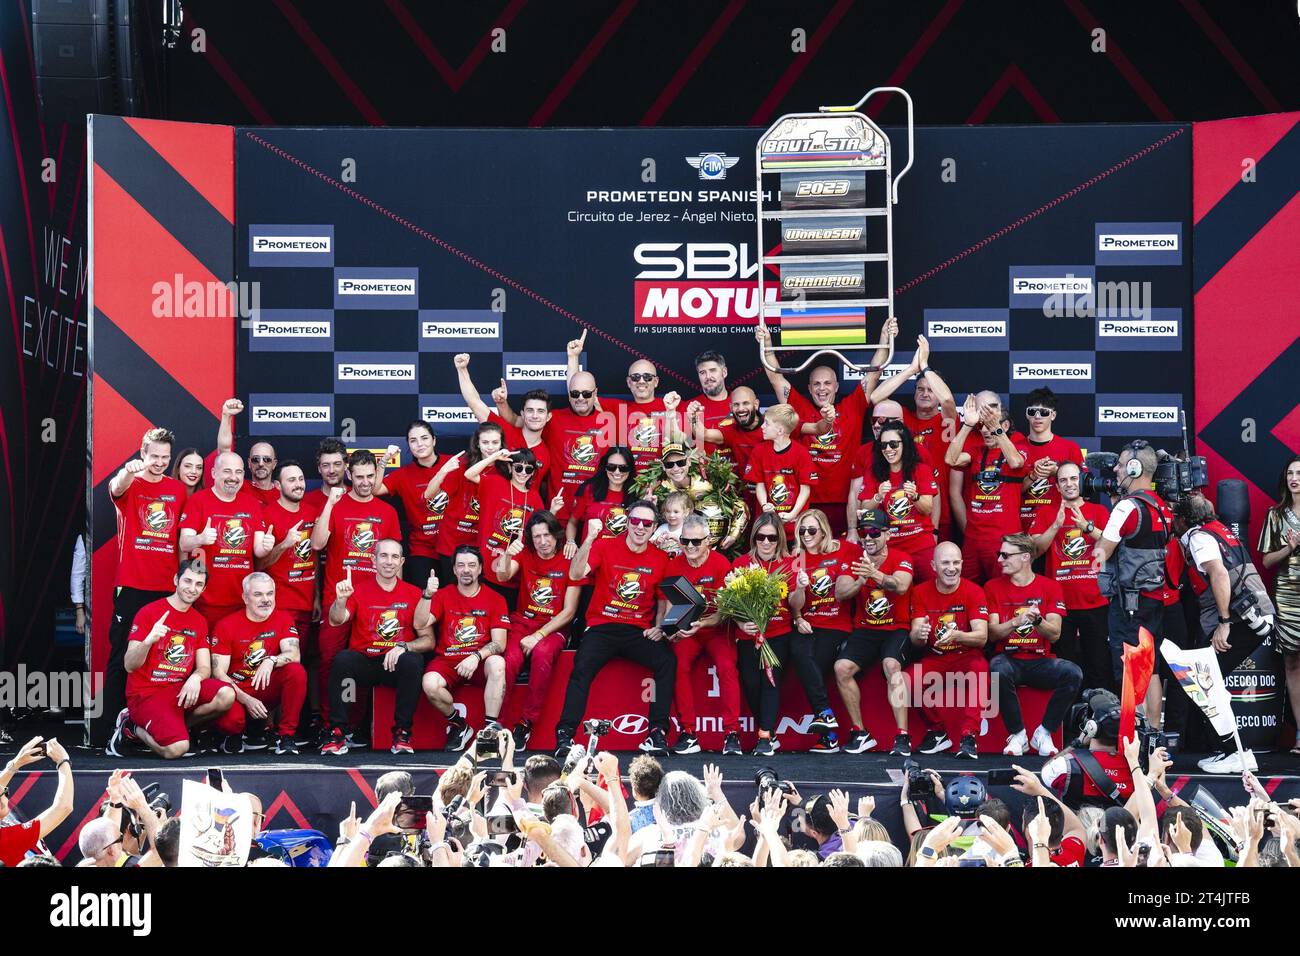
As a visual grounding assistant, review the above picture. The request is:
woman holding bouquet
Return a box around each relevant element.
[730,513,805,756]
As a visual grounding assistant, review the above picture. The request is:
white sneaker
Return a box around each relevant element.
[1197,750,1258,774]
[1030,725,1058,757]
[1002,730,1028,756]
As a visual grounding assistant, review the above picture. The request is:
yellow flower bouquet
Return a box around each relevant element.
[715,565,788,685]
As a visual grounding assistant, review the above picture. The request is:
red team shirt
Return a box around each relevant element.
[178,490,266,608]
[345,577,424,656]
[260,498,321,612]
[790,387,867,505]
[112,476,188,591]
[572,489,630,543]
[585,537,670,630]
[902,408,954,528]
[717,420,765,475]
[1019,435,1083,530]
[690,394,733,460]
[665,549,733,641]
[543,406,622,522]
[908,579,989,661]
[857,464,939,551]
[383,457,454,558]
[983,574,1067,658]
[489,412,552,493]
[435,466,482,558]
[853,549,915,631]
[623,398,675,472]
[1030,501,1110,610]
[730,553,796,638]
[797,541,862,632]
[429,585,511,659]
[212,610,298,682]
[961,433,1029,539]
[513,550,576,626]
[476,472,543,556]
[322,495,402,599]
[125,599,209,697]
[744,442,818,518]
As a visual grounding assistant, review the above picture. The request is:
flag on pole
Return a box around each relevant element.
[1160,639,1236,737]
[1120,625,1156,743]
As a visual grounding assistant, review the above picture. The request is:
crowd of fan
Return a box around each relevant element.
[3,730,1298,868]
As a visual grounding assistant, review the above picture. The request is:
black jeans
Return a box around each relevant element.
[989,654,1083,734]
[1056,605,1113,695]
[737,635,792,733]
[99,586,171,742]
[327,649,425,732]
[791,627,841,714]
[555,624,677,737]
[1108,595,1165,682]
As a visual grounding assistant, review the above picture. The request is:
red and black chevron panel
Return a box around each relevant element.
[88,116,236,696]
[1192,111,1300,550]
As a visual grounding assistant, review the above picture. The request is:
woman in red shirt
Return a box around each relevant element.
[732,512,805,756]
[790,509,861,753]
[172,447,205,499]
[859,422,937,581]
[426,421,505,584]
[567,445,637,556]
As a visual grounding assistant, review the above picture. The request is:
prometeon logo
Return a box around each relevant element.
[1098,405,1178,423]
[337,363,416,380]
[928,321,1007,337]
[253,405,330,422]
[1012,363,1092,379]
[336,278,416,295]
[252,235,331,252]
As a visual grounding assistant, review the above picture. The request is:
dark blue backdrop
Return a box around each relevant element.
[233,123,1192,466]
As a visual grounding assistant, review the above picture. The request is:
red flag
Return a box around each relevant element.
[1120,625,1156,743]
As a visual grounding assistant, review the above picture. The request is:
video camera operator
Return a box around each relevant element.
[1172,493,1275,773]
[1090,441,1179,682]
[1040,689,1136,810]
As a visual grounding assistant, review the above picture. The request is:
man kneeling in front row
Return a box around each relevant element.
[422,545,511,752]
[109,560,240,759]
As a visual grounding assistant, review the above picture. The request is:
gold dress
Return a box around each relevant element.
[1259,508,1300,654]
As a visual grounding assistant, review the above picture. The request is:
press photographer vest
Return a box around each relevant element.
[1098,491,1172,600]
[1184,520,1246,596]
[1182,520,1275,634]
[1046,748,1134,807]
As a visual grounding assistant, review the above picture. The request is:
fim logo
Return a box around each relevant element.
[686,153,740,180]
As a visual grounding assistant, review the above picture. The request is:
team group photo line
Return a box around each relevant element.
[93,319,1296,780]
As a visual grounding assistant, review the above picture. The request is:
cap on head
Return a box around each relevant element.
[857,509,890,532]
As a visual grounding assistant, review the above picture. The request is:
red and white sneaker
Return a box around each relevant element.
[390,728,414,755]
[319,727,350,756]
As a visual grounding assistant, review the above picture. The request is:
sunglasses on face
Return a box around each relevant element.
[605,462,631,474]
[249,456,274,464]
[1025,407,1052,418]
[628,517,655,528]
[879,440,903,450]
[861,528,885,539]
[511,464,535,474]
[754,533,779,543]
[628,373,656,383]
[569,390,594,399]
[997,550,1028,560]
[665,459,688,470]
[798,526,820,537]
[681,537,706,547]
